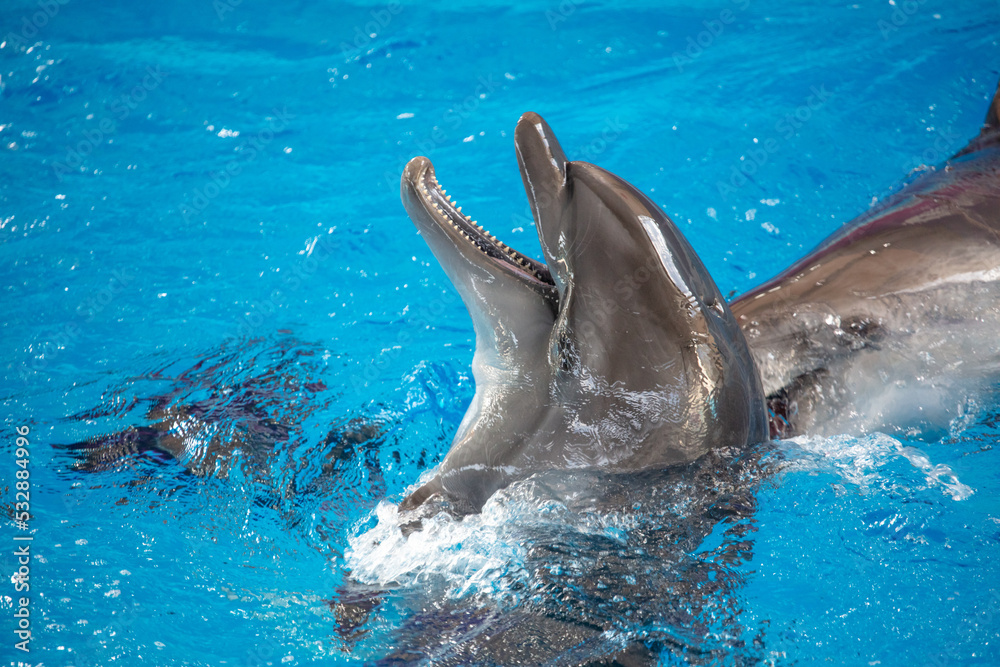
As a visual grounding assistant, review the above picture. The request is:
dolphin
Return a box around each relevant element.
[398,113,768,514]
[731,82,1000,438]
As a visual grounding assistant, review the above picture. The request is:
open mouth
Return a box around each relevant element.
[407,156,555,288]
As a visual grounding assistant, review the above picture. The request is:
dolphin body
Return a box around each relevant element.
[399,113,768,514]
[731,82,1000,438]
[396,82,1000,513]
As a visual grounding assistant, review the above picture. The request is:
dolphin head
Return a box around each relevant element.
[399,113,767,513]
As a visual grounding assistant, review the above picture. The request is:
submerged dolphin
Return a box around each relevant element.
[399,113,767,513]
[731,82,1000,438]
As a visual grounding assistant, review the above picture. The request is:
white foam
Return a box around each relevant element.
[782,433,973,501]
[345,473,634,604]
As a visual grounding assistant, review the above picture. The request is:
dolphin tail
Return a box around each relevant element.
[955,78,1000,157]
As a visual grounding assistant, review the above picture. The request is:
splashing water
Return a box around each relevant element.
[3,0,999,663]
[782,432,974,501]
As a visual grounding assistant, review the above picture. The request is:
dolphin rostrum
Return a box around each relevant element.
[731,82,1000,438]
[398,113,767,513]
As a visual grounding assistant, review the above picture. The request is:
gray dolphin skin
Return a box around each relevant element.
[731,82,1000,438]
[399,112,768,513]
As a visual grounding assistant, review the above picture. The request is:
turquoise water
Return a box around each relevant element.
[2,0,999,663]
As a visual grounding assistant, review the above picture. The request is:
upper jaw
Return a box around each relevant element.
[398,111,574,297]
[400,155,555,291]
[514,112,572,291]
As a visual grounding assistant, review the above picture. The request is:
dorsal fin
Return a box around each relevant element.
[955,78,1000,158]
[984,79,1000,132]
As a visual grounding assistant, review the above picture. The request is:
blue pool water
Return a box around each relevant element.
[2,0,1000,663]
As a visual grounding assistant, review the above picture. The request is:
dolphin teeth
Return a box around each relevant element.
[419,168,551,285]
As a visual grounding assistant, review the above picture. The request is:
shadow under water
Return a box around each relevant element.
[54,335,395,532]
[49,335,992,664]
